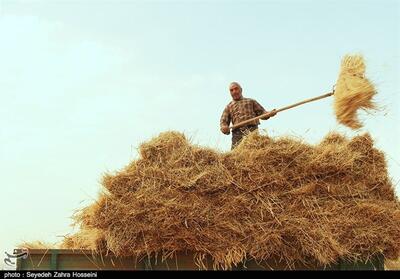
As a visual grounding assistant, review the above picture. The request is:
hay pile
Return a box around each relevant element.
[63,131,400,269]
[334,54,377,129]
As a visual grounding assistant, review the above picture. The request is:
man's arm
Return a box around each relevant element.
[220,105,231,135]
[253,100,269,120]
[253,100,276,120]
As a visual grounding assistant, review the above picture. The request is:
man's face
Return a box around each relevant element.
[229,84,242,101]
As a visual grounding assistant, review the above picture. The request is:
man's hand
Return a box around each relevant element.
[269,109,277,117]
[220,126,230,135]
[261,109,277,120]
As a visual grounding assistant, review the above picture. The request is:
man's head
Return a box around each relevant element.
[229,82,243,101]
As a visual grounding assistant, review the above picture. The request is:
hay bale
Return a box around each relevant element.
[66,131,399,269]
[334,54,377,129]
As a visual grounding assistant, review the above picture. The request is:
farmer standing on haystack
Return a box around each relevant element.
[220,82,277,149]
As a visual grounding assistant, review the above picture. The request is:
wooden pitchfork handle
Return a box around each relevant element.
[230,92,334,130]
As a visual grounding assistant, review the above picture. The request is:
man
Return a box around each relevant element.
[220,82,277,149]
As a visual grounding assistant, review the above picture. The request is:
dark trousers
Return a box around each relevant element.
[231,125,258,150]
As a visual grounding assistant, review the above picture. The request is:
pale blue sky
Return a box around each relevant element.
[1,0,399,269]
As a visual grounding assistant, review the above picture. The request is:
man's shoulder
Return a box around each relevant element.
[226,100,235,107]
[243,97,258,103]
[225,98,258,107]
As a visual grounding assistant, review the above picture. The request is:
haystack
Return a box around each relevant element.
[61,131,399,269]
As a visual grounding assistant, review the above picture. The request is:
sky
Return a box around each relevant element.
[0,0,399,270]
